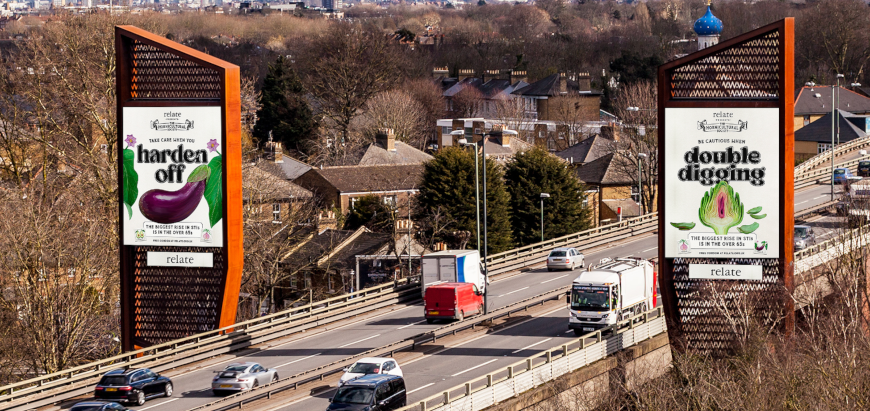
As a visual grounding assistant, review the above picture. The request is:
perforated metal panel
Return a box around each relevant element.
[670,31,780,100]
[131,246,225,345]
[127,40,222,101]
[658,20,794,356]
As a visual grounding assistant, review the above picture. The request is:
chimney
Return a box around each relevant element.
[376,128,396,151]
[432,66,449,79]
[458,69,476,82]
[509,70,528,84]
[483,69,500,82]
[601,125,620,141]
[577,72,591,92]
[559,73,567,94]
[316,210,337,231]
[266,141,284,163]
[499,132,511,147]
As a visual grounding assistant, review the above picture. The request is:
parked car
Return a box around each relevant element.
[547,248,584,271]
[212,362,279,395]
[327,374,406,411]
[833,168,862,184]
[94,368,172,406]
[339,357,403,386]
[70,402,128,411]
[858,161,870,177]
[794,225,816,250]
[424,282,483,324]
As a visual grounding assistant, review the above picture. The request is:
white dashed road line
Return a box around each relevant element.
[451,359,498,377]
[275,353,321,368]
[407,383,435,394]
[497,287,529,298]
[511,338,553,354]
[338,334,381,348]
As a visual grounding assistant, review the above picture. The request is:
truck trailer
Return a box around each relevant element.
[568,257,656,336]
[420,250,486,296]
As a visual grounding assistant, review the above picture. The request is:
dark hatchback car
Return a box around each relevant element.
[94,368,173,406]
[327,374,406,411]
[859,161,870,177]
[70,402,128,411]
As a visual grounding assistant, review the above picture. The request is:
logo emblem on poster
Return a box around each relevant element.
[678,239,690,254]
[135,229,146,241]
[202,229,212,243]
[150,119,194,131]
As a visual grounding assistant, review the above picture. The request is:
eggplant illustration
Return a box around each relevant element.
[139,165,210,224]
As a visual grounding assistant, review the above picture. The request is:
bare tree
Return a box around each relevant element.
[361,90,428,150]
[609,81,658,214]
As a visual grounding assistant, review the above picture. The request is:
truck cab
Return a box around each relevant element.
[424,282,484,323]
[568,258,655,336]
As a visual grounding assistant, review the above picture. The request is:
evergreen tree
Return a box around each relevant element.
[344,194,392,232]
[253,56,315,151]
[417,147,513,254]
[504,148,592,246]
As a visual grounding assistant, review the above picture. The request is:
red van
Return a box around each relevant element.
[424,282,484,323]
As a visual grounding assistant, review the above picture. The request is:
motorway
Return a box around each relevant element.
[54,183,844,411]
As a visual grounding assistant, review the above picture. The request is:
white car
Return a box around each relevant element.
[546,247,584,271]
[338,357,403,385]
[211,362,278,394]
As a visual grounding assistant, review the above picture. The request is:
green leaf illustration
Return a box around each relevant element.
[122,148,138,219]
[747,206,762,215]
[670,222,695,230]
[204,156,223,228]
[750,213,767,219]
[187,164,211,183]
[738,222,759,234]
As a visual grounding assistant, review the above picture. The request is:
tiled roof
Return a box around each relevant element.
[312,164,424,193]
[511,74,603,97]
[574,153,633,185]
[274,156,312,180]
[444,77,484,98]
[794,85,870,115]
[794,109,867,143]
[555,135,614,164]
[358,141,433,166]
[244,162,312,201]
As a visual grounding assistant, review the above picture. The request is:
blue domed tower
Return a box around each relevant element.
[694,1,723,50]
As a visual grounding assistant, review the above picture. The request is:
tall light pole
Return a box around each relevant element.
[637,153,647,214]
[540,193,550,242]
[832,74,844,201]
[453,130,480,251]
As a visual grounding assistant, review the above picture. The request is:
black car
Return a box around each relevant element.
[327,374,406,411]
[70,401,129,411]
[859,161,870,177]
[94,368,173,406]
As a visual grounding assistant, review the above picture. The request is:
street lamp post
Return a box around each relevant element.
[833,74,844,201]
[453,130,480,252]
[540,193,550,242]
[637,153,647,214]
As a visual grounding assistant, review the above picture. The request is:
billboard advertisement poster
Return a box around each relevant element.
[664,107,779,259]
[121,106,223,247]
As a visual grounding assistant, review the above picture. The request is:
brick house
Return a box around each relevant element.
[511,72,602,128]
[242,161,312,223]
[794,85,870,132]
[574,153,645,225]
[794,109,869,162]
[294,164,423,216]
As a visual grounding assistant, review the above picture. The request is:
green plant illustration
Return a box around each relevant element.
[670,222,696,230]
[204,155,223,228]
[738,222,759,234]
[747,206,762,215]
[698,181,744,235]
[122,135,139,219]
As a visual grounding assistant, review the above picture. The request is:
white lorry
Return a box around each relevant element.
[421,250,486,296]
[568,257,656,336]
[838,179,870,220]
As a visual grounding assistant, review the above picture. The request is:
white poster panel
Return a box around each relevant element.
[664,108,779,259]
[122,106,224,247]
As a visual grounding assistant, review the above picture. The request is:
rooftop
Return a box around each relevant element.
[358,141,433,166]
[310,164,424,193]
[795,85,870,115]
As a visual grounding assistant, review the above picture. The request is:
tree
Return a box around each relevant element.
[505,147,591,246]
[361,90,428,150]
[417,147,513,254]
[609,52,663,85]
[609,81,658,215]
[344,194,392,232]
[253,56,315,151]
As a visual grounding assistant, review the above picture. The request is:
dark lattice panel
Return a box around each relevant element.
[127,40,222,100]
[670,30,780,99]
[670,258,784,355]
[131,246,225,346]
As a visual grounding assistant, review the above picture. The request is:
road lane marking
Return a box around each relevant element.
[338,334,381,348]
[497,287,529,297]
[511,338,553,354]
[541,275,568,284]
[407,382,435,394]
[398,320,427,330]
[275,353,321,368]
[796,200,808,205]
[563,330,574,335]
[451,359,498,376]
[139,398,178,411]
[814,195,829,199]
[642,247,656,253]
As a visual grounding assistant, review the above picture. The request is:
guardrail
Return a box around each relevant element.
[794,200,837,220]
[794,156,869,190]
[0,277,421,408]
[794,222,870,271]
[397,307,666,411]
[485,213,658,275]
[795,135,870,174]
[187,287,572,411]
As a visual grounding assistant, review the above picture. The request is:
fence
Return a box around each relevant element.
[794,156,869,189]
[795,134,870,174]
[397,308,667,411]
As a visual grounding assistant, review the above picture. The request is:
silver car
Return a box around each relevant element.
[211,362,278,395]
[547,247,584,271]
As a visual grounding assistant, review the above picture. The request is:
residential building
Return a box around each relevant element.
[436,117,606,154]
[510,72,601,125]
[794,109,870,162]
[242,161,313,223]
[295,164,423,215]
[357,129,433,166]
[574,152,653,225]
[794,85,870,132]
[555,133,616,166]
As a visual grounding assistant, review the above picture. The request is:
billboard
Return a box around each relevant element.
[121,106,224,247]
[663,107,780,259]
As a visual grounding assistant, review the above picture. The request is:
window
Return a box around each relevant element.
[442,126,452,134]
[351,197,359,209]
[304,274,311,289]
[272,203,281,222]
[558,131,565,140]
[375,384,390,402]
[582,196,589,209]
[803,115,811,126]
[474,127,482,135]
[818,143,833,153]
[290,275,297,289]
[383,195,397,207]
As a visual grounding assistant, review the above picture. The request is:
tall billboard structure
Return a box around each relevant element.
[657,19,795,354]
[116,26,243,351]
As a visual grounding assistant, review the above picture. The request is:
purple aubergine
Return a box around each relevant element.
[139,180,206,224]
